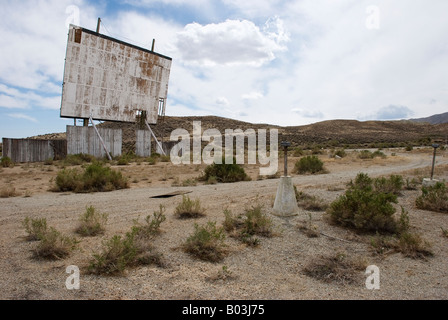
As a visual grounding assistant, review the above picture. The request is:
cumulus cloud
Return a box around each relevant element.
[291,108,324,119]
[0,84,61,110]
[368,105,414,120]
[242,91,264,100]
[216,97,229,105]
[176,18,289,67]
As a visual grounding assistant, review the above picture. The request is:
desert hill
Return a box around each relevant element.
[410,112,448,125]
[99,116,448,152]
[25,116,448,153]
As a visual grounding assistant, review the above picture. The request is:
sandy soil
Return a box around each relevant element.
[0,147,447,300]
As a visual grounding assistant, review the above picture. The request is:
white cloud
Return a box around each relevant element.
[291,108,324,119]
[216,97,229,105]
[361,105,414,121]
[242,91,264,100]
[0,84,61,110]
[0,0,98,91]
[176,18,289,67]
[0,94,28,109]
[8,113,38,123]
[222,0,285,18]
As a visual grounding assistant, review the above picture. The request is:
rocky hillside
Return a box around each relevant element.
[26,115,448,154]
[410,112,448,125]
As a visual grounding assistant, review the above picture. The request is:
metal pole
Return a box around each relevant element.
[145,120,166,156]
[284,146,288,177]
[90,116,112,161]
[430,144,439,180]
[96,18,101,33]
[280,141,291,177]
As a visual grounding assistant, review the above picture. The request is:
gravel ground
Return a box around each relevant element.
[0,149,447,300]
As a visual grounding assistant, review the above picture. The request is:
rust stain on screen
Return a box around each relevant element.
[61,25,172,124]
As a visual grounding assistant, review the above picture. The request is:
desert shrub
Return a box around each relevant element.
[200,158,250,183]
[358,150,373,159]
[88,233,139,274]
[183,221,227,262]
[397,231,433,259]
[223,206,274,246]
[64,154,96,166]
[327,173,403,234]
[182,178,198,187]
[160,155,170,162]
[89,206,166,274]
[293,148,304,157]
[76,206,108,237]
[205,176,218,185]
[303,252,367,285]
[53,163,129,193]
[147,157,157,165]
[117,157,130,166]
[243,205,274,237]
[441,227,448,238]
[405,145,414,152]
[358,150,386,160]
[293,156,325,174]
[372,150,387,158]
[333,149,347,158]
[295,188,328,211]
[22,217,48,241]
[0,185,17,198]
[174,195,206,219]
[415,182,448,213]
[44,158,53,165]
[373,175,404,195]
[132,204,166,238]
[405,177,419,190]
[34,227,79,260]
[368,208,433,260]
[1,156,13,168]
[54,168,82,192]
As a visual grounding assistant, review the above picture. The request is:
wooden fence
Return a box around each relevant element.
[66,126,122,158]
[2,138,67,163]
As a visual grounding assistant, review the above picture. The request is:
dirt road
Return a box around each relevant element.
[0,148,447,300]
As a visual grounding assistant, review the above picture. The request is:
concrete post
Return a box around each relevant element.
[273,141,299,217]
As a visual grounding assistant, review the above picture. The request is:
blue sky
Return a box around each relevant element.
[1,0,447,139]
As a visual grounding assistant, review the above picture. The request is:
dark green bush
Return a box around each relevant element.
[64,154,96,166]
[293,156,325,174]
[1,156,13,168]
[373,175,404,195]
[53,163,129,193]
[358,150,386,160]
[201,158,250,183]
[327,173,403,234]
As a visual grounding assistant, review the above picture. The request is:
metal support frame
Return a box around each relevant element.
[145,120,166,156]
[431,144,439,180]
[281,141,291,177]
[90,115,112,161]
